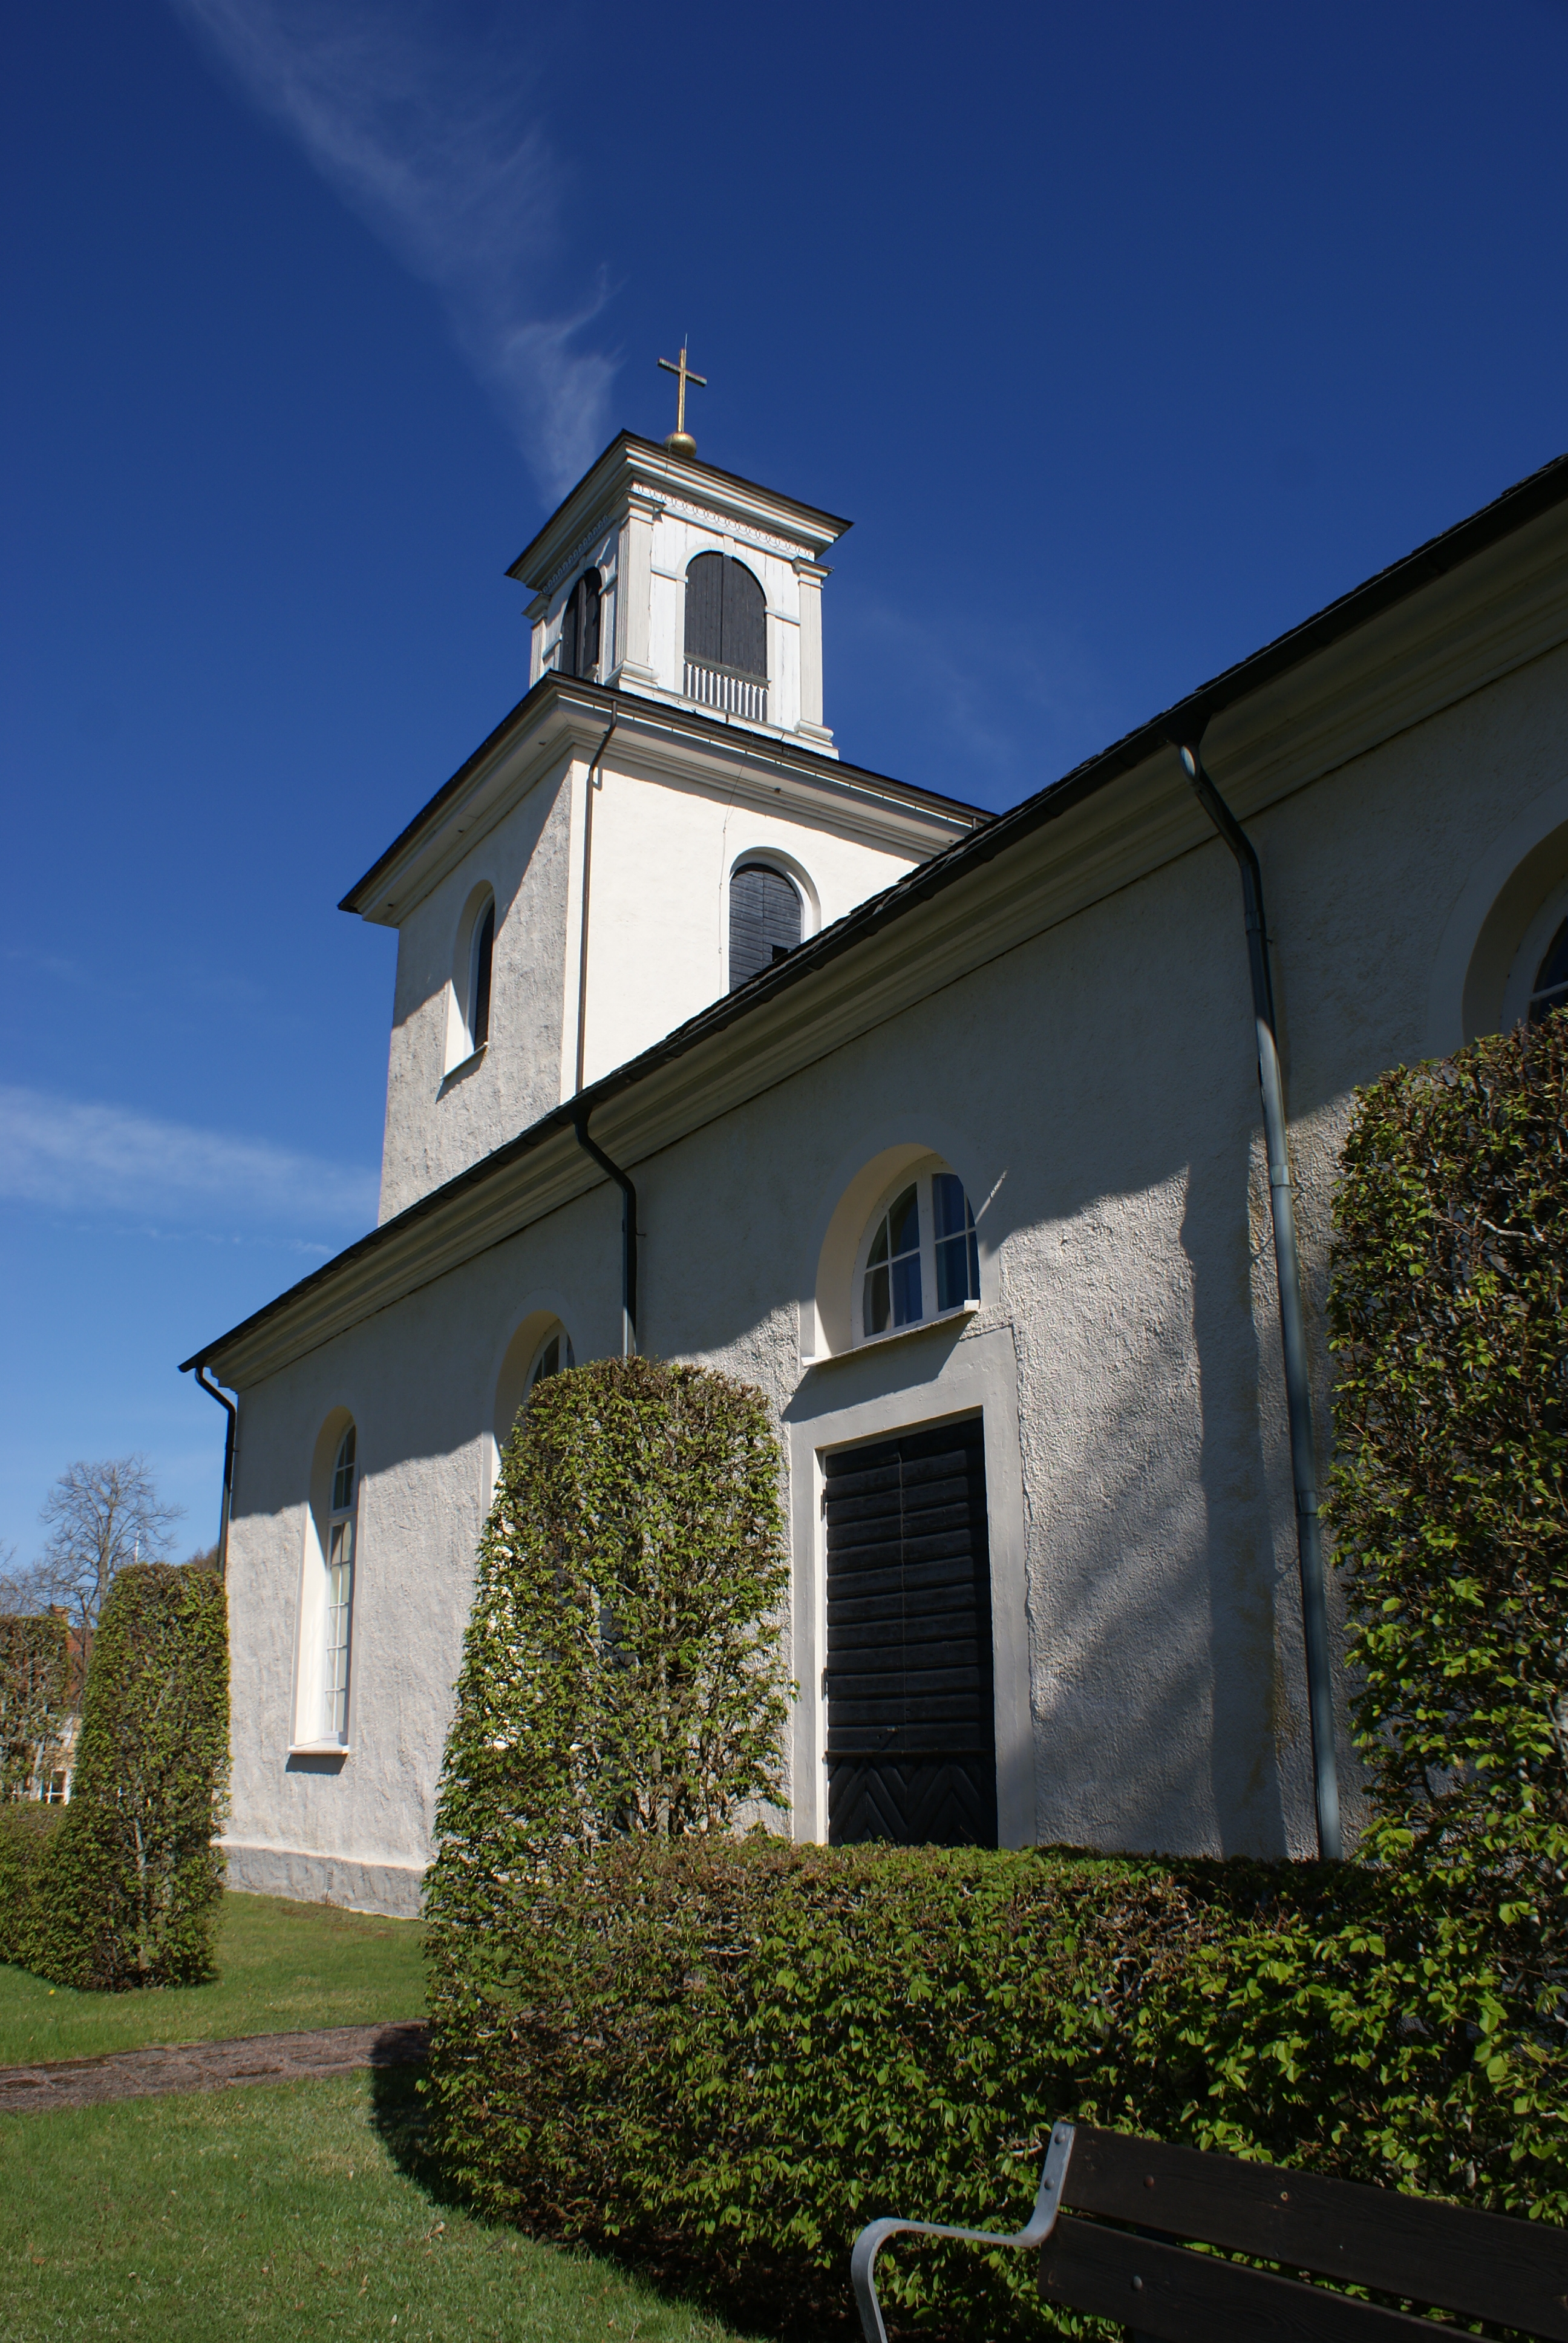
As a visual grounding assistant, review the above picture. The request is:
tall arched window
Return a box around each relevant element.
[558,568,602,680]
[729,862,802,989]
[858,1168,980,1342]
[1529,919,1568,1024]
[469,897,495,1049]
[322,1424,356,1745]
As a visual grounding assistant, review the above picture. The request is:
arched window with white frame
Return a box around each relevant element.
[469,896,495,1049]
[321,1424,356,1745]
[857,1164,980,1342]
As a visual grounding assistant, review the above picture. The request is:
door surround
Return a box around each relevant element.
[784,1319,1034,1849]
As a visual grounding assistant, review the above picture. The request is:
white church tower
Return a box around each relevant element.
[339,367,986,1224]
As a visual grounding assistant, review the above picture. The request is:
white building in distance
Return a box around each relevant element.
[185,428,1568,1916]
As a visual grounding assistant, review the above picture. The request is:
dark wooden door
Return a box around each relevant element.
[824,1418,998,1846]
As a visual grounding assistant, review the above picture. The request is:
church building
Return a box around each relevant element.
[185,409,1568,1917]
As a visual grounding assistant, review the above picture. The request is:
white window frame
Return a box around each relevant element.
[851,1159,982,1349]
[1501,874,1568,1029]
[291,1420,359,1757]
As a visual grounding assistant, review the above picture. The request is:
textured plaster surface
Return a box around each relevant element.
[378,761,573,1222]
[224,640,1568,1911]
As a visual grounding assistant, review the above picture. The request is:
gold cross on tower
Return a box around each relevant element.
[658,342,707,458]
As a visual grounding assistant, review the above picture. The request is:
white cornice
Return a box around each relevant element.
[356,690,978,927]
[508,439,847,591]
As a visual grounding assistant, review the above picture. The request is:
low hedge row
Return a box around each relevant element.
[425,1838,1564,2336]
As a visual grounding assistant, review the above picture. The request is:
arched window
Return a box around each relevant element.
[526,1326,574,1398]
[558,568,602,680]
[684,551,768,715]
[1528,919,1568,1024]
[322,1424,356,1745]
[729,863,802,989]
[859,1169,980,1341]
[469,898,495,1049]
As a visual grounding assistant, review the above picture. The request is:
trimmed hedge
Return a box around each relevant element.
[428,1357,791,1907]
[30,1562,229,1990]
[0,1807,65,1968]
[425,1839,1563,2336]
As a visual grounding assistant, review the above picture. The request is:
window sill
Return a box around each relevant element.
[439,1041,487,1093]
[287,1741,351,1758]
[803,1299,980,1367]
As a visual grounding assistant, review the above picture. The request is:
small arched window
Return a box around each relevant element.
[685,552,766,680]
[469,898,495,1049]
[1528,919,1568,1024]
[526,1326,575,1399]
[322,1425,356,1745]
[730,863,802,989]
[860,1169,980,1342]
[558,568,602,680]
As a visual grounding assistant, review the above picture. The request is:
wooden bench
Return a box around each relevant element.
[851,2119,1568,2339]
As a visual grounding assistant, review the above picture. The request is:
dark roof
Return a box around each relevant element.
[338,672,990,917]
[506,431,853,588]
[185,445,1568,1375]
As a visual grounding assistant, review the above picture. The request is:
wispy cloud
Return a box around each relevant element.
[0,1086,379,1236]
[166,0,617,497]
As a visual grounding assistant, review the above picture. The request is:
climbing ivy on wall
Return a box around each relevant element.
[426,1355,792,1929]
[1328,1009,1568,1901]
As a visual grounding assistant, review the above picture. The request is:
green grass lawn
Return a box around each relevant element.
[0,1892,425,2067]
[0,2068,756,2342]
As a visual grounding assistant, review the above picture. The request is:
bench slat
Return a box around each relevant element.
[1065,2126,1568,2338]
[1040,2214,1462,2341]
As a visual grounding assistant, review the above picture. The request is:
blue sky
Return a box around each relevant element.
[4,0,1567,1561]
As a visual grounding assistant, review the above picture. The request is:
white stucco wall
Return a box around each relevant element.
[223,634,1568,1912]
[378,761,574,1224]
[377,738,932,1219]
[573,752,922,1089]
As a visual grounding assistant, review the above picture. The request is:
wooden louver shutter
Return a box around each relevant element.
[720,560,766,679]
[729,863,802,989]
[685,552,725,665]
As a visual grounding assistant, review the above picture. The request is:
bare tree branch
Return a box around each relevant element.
[36,1457,185,1643]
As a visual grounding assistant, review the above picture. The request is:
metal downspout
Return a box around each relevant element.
[573,1110,638,1358]
[1177,739,1343,1861]
[574,707,618,1095]
[192,1364,238,1579]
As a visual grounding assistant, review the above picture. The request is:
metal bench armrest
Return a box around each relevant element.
[850,2122,1077,2343]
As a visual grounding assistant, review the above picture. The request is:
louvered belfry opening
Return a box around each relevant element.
[823,1417,998,1847]
[684,552,768,721]
[558,568,601,680]
[729,863,802,989]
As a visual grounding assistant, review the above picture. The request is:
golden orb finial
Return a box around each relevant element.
[664,429,697,459]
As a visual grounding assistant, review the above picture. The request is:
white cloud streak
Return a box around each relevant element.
[0,1086,379,1235]
[166,0,618,497]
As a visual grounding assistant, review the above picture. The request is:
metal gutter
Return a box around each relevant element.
[182,446,1568,1377]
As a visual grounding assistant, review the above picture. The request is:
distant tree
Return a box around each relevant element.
[32,1458,184,1650]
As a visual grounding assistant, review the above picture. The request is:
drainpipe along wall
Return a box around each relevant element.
[570,707,638,1357]
[1177,740,1343,1863]
[192,1364,238,1578]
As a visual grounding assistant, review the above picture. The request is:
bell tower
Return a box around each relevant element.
[506,378,849,754]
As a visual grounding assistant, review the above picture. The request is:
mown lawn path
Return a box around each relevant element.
[0,2017,428,2114]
